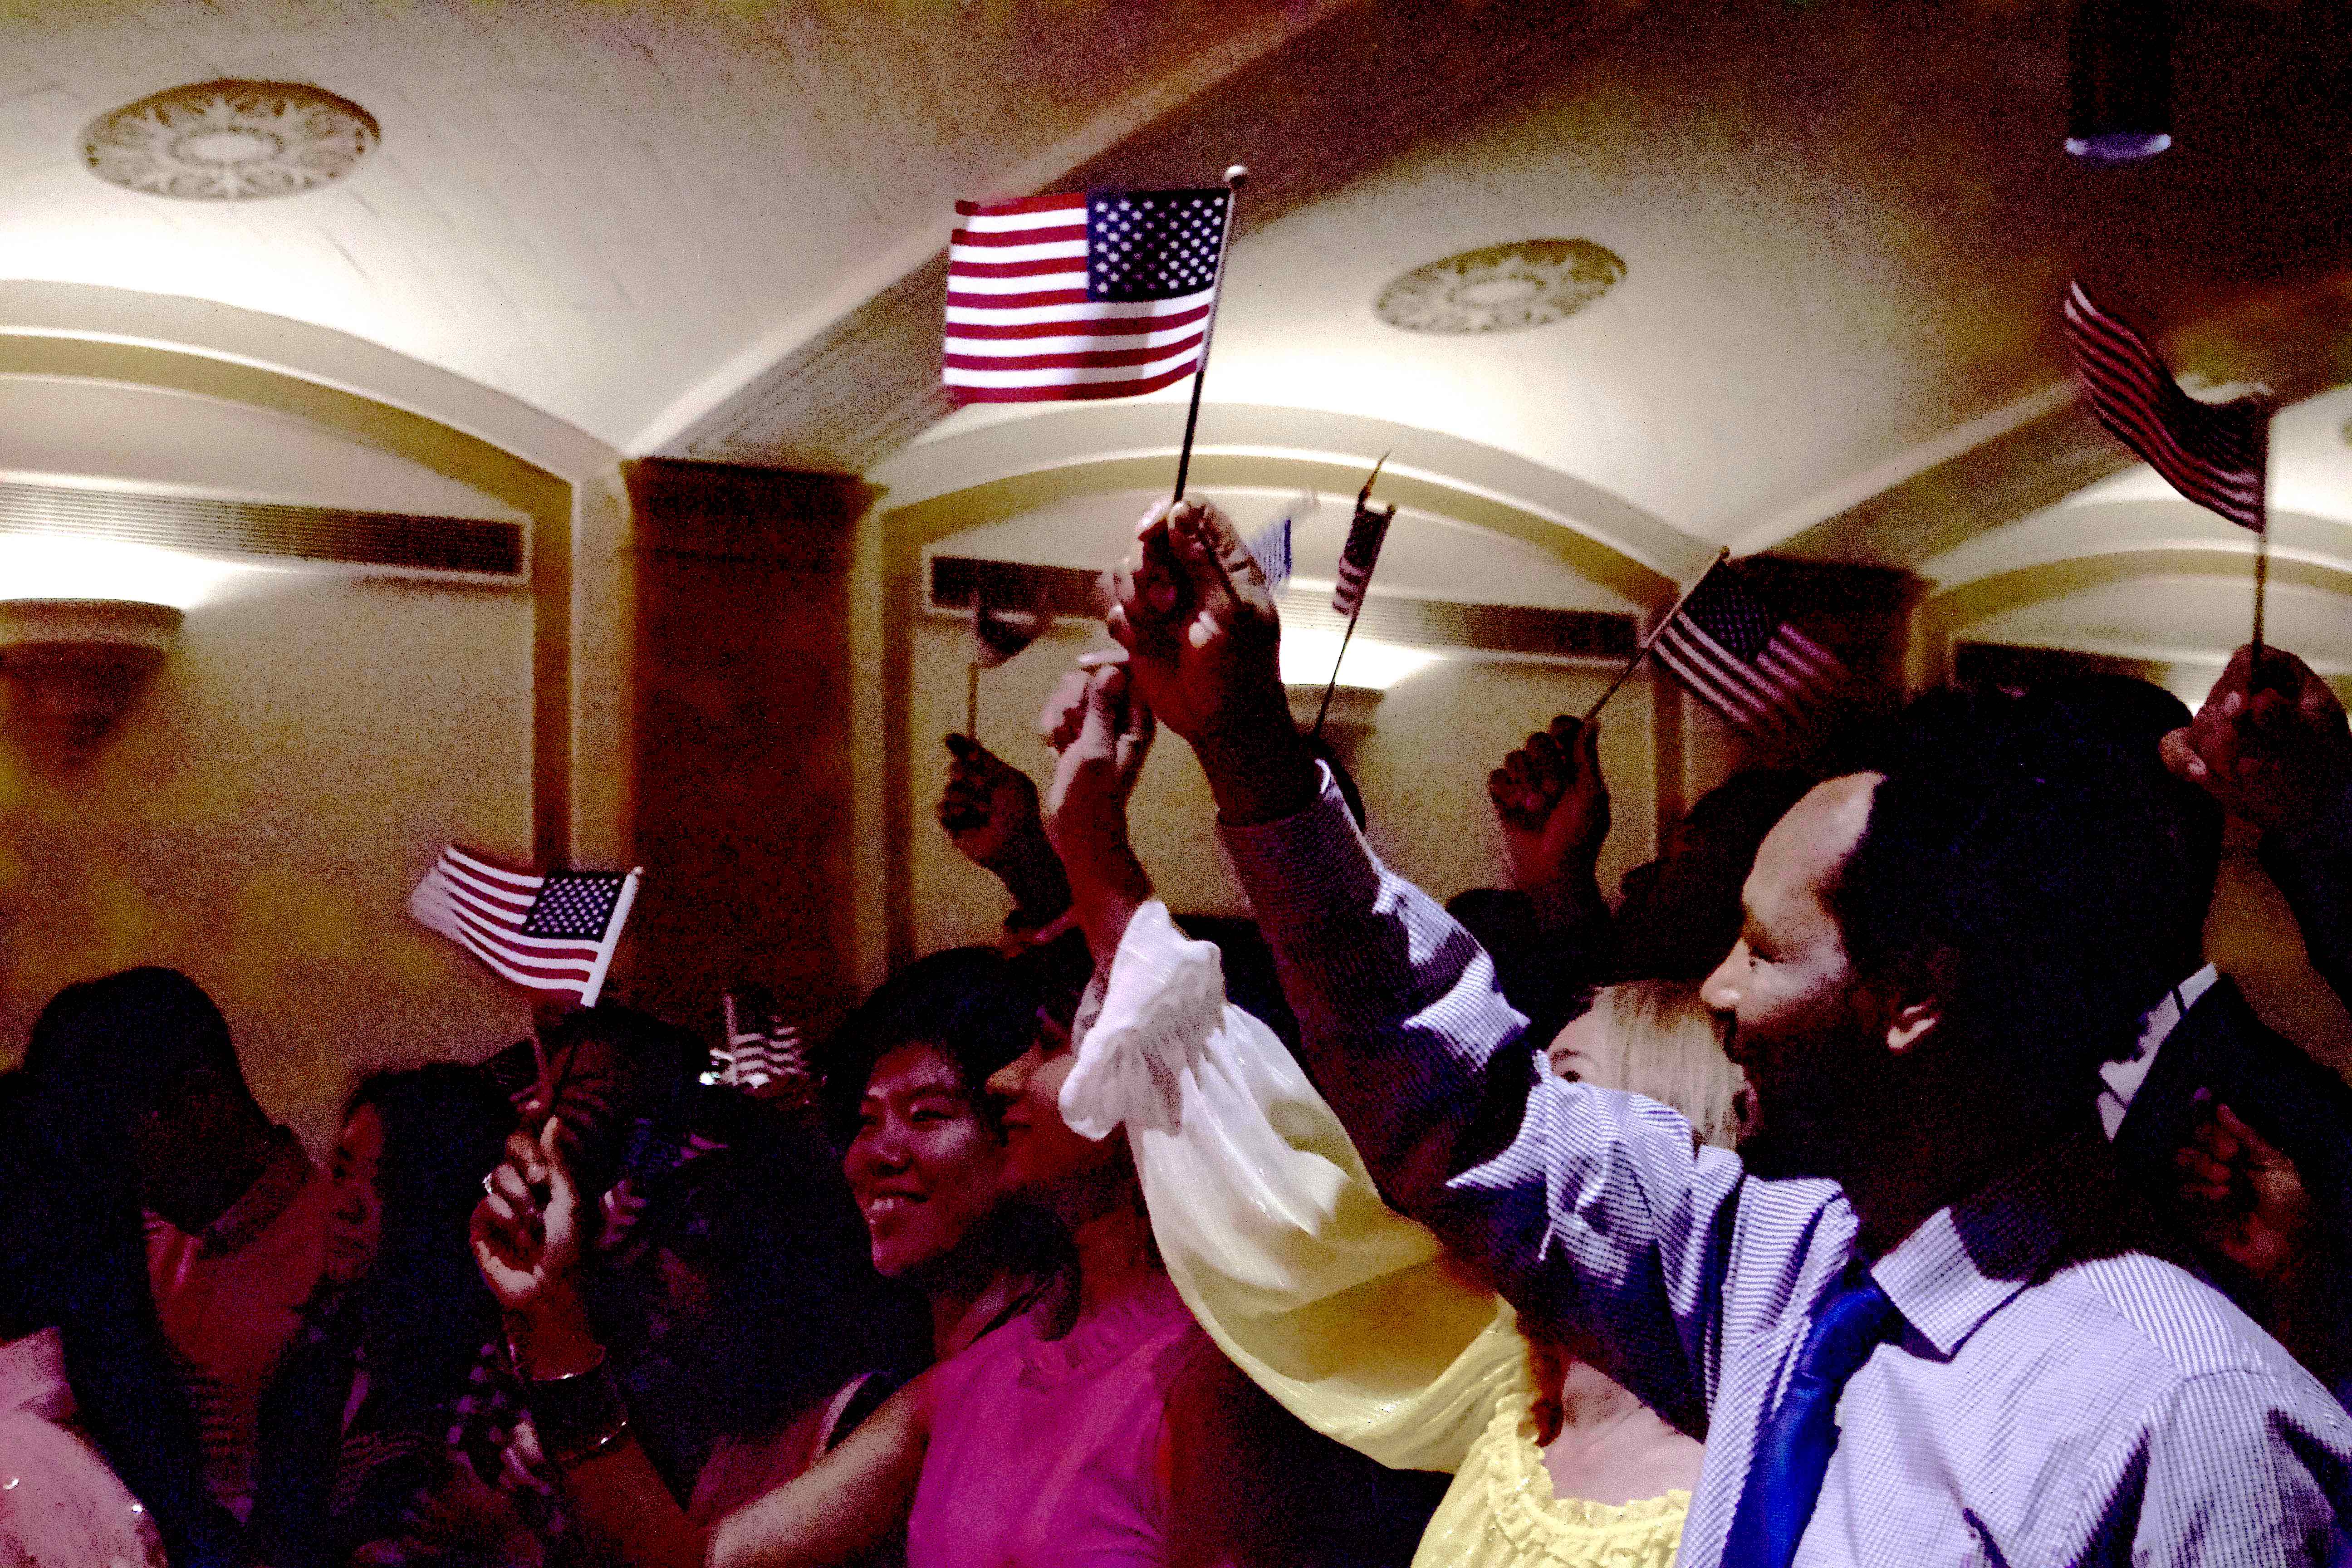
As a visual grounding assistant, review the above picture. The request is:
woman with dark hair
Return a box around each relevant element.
[467,950,1065,1563]
[250,1063,524,1568]
[0,1070,189,1568]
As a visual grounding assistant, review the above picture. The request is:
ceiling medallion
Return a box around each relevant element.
[1375,239,1627,335]
[82,79,379,201]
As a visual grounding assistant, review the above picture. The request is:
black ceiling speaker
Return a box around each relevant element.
[2067,0,2174,162]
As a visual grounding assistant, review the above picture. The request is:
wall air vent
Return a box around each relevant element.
[0,479,526,583]
[927,555,1636,664]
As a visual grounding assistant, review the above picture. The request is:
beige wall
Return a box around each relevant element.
[906,613,1680,957]
[0,574,537,1151]
[0,375,547,1154]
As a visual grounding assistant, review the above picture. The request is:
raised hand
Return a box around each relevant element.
[937,734,1045,870]
[2161,644,2352,836]
[1042,660,1155,868]
[1104,498,1313,824]
[2173,1100,2313,1290]
[1040,659,1156,961]
[1488,715,1611,895]
[470,1121,600,1377]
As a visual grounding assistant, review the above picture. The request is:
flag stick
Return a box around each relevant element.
[1312,599,1365,739]
[966,661,981,740]
[2249,384,2274,664]
[2253,527,2269,661]
[1584,547,1732,725]
[1312,455,1395,737]
[1171,165,1248,502]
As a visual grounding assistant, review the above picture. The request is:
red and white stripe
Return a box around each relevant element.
[1653,617,1848,745]
[2063,283,2268,532]
[407,847,628,1003]
[944,193,1216,402]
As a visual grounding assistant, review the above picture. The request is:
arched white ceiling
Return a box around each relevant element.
[0,0,2347,602]
[0,0,1342,451]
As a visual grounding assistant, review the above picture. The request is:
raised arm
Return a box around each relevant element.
[1039,654,1519,1472]
[936,733,1073,935]
[1102,499,1742,1415]
[471,1127,926,1568]
[2164,643,2352,1017]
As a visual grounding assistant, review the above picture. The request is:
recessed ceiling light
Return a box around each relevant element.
[1375,240,1627,335]
[82,79,379,201]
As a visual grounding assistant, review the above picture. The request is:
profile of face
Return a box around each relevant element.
[1700,774,1883,1164]
[323,1103,386,1288]
[985,1024,1121,1214]
[844,1042,1009,1279]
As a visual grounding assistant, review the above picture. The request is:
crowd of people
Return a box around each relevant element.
[5,495,2351,1568]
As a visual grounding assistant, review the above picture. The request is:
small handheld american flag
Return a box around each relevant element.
[2062,282,2269,533]
[1649,559,1854,748]
[1247,493,1315,595]
[1331,476,1396,620]
[408,847,640,1006]
[943,188,1234,403]
[710,990,813,1100]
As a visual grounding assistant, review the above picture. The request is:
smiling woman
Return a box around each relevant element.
[822,946,1073,1353]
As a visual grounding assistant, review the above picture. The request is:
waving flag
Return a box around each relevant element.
[943,188,1232,403]
[1331,501,1394,619]
[1246,492,1314,593]
[409,846,640,1005]
[1651,559,1853,745]
[2063,282,2269,531]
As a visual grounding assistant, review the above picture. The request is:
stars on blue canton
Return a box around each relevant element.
[1086,189,1229,303]
[1682,572,1778,662]
[521,872,628,939]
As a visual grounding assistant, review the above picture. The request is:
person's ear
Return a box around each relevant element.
[1881,946,1955,1057]
[1884,997,1944,1055]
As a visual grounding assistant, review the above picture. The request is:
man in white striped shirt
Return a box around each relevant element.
[1103,497,2352,1566]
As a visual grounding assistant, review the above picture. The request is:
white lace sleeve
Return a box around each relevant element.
[1058,901,1525,1473]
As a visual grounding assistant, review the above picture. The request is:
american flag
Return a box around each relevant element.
[2063,282,2269,532]
[1331,498,1395,618]
[1651,560,1853,745]
[943,188,1231,403]
[709,991,813,1098]
[408,846,640,1006]
[1247,492,1314,593]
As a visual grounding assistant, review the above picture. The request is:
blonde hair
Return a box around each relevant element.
[1548,980,1746,1149]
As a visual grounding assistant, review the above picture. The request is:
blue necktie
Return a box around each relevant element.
[1722,1272,1901,1568]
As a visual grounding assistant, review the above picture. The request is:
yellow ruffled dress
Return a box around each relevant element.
[1418,1381,1687,1568]
[1058,902,1689,1568]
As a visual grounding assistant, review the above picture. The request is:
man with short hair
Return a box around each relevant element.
[27,966,335,1524]
[1105,497,2352,1566]
[2028,673,2352,1396]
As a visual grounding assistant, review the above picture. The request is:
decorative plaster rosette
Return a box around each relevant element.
[82,79,379,201]
[1375,239,1627,335]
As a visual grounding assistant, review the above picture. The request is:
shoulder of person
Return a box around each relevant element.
[2042,1249,2328,1392]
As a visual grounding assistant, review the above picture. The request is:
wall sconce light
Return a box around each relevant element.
[0,598,182,752]
[2067,0,2174,162]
